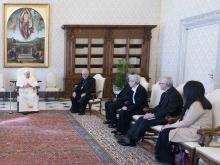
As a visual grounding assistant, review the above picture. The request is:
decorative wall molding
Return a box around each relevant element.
[177,10,220,89]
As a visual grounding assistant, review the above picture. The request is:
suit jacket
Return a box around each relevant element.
[74,76,96,98]
[117,83,131,99]
[123,85,148,115]
[153,87,183,119]
[169,101,212,142]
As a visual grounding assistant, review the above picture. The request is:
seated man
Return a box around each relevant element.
[17,70,39,114]
[104,82,131,128]
[112,74,148,135]
[117,76,183,146]
[70,68,95,115]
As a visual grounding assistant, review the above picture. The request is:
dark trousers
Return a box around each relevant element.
[155,127,176,164]
[127,116,168,142]
[105,100,124,125]
[70,94,92,113]
[117,110,145,134]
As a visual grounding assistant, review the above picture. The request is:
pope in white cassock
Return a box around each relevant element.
[16,70,39,113]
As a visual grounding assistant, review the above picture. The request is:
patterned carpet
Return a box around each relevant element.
[0,111,104,164]
[69,112,161,165]
[0,110,160,165]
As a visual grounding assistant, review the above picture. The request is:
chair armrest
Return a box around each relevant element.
[90,90,102,100]
[16,86,40,95]
[74,83,78,90]
[197,126,220,146]
[165,116,180,124]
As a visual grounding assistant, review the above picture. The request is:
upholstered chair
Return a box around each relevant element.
[193,89,220,165]
[149,82,164,109]
[176,83,185,96]
[0,73,6,101]
[140,76,149,92]
[88,74,106,115]
[16,68,39,112]
[45,72,60,100]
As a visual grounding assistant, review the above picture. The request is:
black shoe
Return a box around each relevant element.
[119,141,136,147]
[103,120,111,124]
[71,110,78,113]
[111,130,118,134]
[114,134,123,140]
[111,131,122,136]
[108,124,117,128]
[78,112,85,115]
[118,136,136,147]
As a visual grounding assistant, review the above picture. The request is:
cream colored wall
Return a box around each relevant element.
[158,0,220,86]
[0,0,161,91]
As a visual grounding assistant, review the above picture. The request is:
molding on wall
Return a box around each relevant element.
[177,10,220,89]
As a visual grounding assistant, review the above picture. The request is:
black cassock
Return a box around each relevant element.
[70,76,95,114]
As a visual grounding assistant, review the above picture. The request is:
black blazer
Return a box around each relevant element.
[74,76,96,96]
[125,85,148,114]
[116,83,131,100]
[153,87,183,118]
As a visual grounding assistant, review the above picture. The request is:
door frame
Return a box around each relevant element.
[177,10,220,89]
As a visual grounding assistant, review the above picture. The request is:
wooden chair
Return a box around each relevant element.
[193,89,220,165]
[88,74,106,115]
[149,82,164,109]
[45,72,60,100]
[175,89,220,165]
[140,77,149,92]
[0,73,6,101]
[16,68,40,113]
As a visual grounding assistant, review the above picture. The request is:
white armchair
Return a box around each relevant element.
[140,76,149,92]
[45,72,60,100]
[0,73,6,101]
[176,83,185,96]
[193,89,220,165]
[16,68,39,113]
[88,74,106,115]
[149,82,164,108]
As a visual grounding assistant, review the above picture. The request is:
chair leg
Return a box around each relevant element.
[17,101,19,112]
[189,149,195,165]
[193,151,200,165]
[99,101,101,114]
[45,92,48,101]
[89,103,92,115]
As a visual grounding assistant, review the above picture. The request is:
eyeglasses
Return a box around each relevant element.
[159,82,166,85]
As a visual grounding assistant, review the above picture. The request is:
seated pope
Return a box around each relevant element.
[16,70,39,113]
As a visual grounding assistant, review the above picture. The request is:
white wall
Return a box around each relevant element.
[159,0,220,86]
[0,0,161,91]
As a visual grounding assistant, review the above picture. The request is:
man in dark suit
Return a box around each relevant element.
[70,68,95,115]
[112,74,148,135]
[117,77,183,146]
[104,83,131,128]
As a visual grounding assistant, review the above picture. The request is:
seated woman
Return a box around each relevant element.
[17,70,39,114]
[155,81,212,164]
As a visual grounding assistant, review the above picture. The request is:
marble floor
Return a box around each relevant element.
[0,98,105,112]
[0,98,71,111]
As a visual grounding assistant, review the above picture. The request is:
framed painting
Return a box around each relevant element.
[3,3,50,67]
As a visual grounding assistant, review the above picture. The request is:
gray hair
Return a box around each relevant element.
[128,74,141,84]
[160,76,173,87]
[82,68,89,73]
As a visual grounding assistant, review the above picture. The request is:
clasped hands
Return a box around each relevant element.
[72,92,86,98]
[23,83,32,88]
[143,113,155,119]
[143,112,171,130]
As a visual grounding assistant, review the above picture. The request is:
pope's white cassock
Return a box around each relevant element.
[16,72,39,112]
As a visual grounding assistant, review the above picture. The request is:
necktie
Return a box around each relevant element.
[132,90,135,104]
